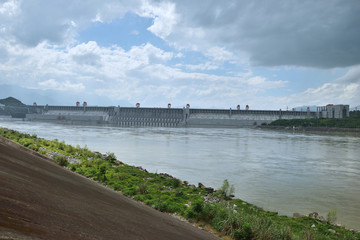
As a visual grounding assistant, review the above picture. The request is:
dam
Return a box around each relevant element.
[20,103,349,127]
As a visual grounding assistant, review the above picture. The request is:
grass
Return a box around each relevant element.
[0,127,359,240]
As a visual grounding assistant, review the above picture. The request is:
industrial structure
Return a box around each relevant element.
[8,102,349,127]
[317,104,349,118]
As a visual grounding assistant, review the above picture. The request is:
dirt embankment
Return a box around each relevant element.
[0,136,219,240]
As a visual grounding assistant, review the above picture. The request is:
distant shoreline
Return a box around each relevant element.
[259,125,360,135]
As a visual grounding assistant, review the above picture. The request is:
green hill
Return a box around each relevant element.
[0,97,25,106]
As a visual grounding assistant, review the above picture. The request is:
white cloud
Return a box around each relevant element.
[38,79,85,91]
[335,65,360,84]
[0,0,141,46]
[271,82,360,109]
[0,0,18,15]
[70,41,102,66]
[205,46,234,62]
[179,62,218,71]
[138,0,179,39]
[144,0,360,69]
[247,76,286,89]
[128,43,173,64]
[92,13,103,23]
[1,0,358,109]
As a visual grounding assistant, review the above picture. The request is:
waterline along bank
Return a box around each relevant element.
[1,117,359,231]
[0,127,359,240]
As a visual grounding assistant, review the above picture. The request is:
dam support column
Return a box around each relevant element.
[183,106,190,126]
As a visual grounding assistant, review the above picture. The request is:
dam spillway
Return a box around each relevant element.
[23,105,321,127]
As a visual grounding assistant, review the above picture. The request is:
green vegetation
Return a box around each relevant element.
[0,127,359,240]
[53,155,69,167]
[327,209,337,225]
[350,110,360,118]
[269,115,360,128]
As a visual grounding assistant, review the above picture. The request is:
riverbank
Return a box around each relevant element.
[0,134,219,240]
[1,128,359,239]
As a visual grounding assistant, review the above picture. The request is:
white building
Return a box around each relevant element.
[317,104,349,118]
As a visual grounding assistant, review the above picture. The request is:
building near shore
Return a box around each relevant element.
[317,104,349,118]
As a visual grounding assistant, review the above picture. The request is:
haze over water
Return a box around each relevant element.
[1,117,359,230]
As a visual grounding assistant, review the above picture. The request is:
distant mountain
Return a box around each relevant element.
[0,97,25,106]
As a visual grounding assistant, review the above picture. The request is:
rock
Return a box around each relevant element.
[318,216,326,222]
[159,173,174,179]
[188,184,196,188]
[311,224,316,228]
[328,229,336,234]
[205,187,214,193]
[197,183,214,193]
[293,213,303,218]
[306,212,327,222]
[307,212,319,218]
[183,181,188,185]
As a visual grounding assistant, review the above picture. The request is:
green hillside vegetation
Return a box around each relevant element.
[350,110,360,118]
[0,127,359,240]
[0,96,25,106]
[269,112,360,128]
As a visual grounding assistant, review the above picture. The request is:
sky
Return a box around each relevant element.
[0,0,359,109]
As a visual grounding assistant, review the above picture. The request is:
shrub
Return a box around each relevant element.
[53,155,69,167]
[39,149,48,155]
[106,152,117,164]
[28,144,39,152]
[185,199,204,220]
[326,209,337,225]
[69,165,77,172]
[65,144,75,154]
[234,223,253,240]
[214,208,242,236]
[218,179,235,199]
[58,141,66,150]
[18,138,34,147]
[137,182,149,194]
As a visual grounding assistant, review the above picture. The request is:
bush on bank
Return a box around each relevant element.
[0,127,359,240]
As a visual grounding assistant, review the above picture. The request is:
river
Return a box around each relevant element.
[1,116,359,230]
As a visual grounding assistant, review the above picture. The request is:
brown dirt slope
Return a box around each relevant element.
[0,136,219,240]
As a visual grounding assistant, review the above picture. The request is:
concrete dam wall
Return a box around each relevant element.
[186,108,313,127]
[24,105,317,127]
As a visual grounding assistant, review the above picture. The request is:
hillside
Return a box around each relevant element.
[0,135,219,240]
[0,96,25,106]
